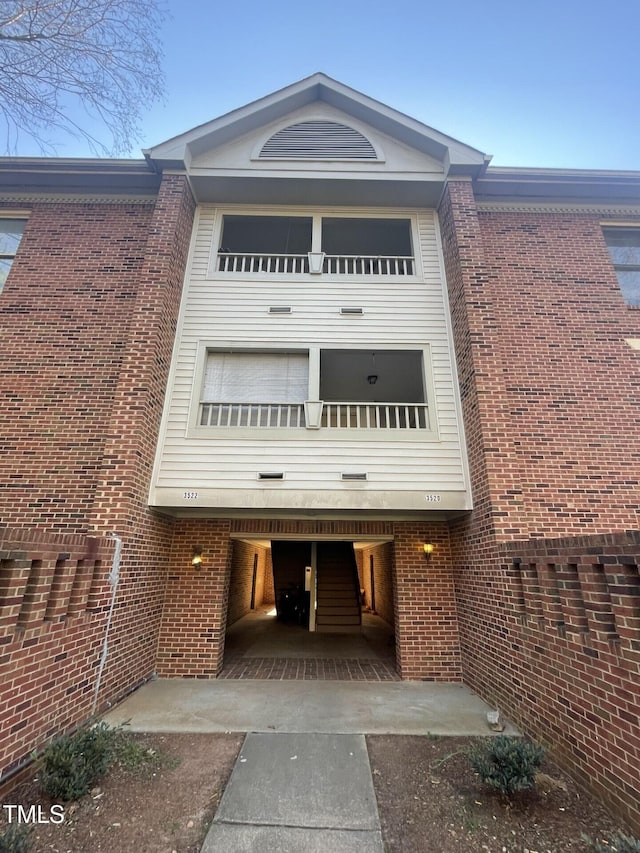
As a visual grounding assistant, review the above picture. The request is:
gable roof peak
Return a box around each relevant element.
[145,72,489,175]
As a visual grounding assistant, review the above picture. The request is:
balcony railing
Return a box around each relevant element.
[216,252,414,276]
[323,255,414,275]
[200,402,306,428]
[217,253,309,274]
[199,401,429,430]
[321,402,428,429]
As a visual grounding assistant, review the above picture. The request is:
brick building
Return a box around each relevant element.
[1,75,638,830]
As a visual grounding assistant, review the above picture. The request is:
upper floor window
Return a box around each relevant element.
[0,219,26,293]
[602,227,640,306]
[215,214,414,277]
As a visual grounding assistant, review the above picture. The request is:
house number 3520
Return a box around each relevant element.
[424,494,441,502]
[183,491,198,500]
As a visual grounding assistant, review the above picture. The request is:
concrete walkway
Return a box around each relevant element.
[104,679,518,852]
[104,678,517,736]
[202,732,384,852]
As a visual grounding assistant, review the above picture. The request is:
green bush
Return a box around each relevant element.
[585,833,640,852]
[468,736,545,796]
[39,722,120,801]
[0,824,31,853]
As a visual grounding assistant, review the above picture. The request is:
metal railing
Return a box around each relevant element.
[199,401,429,430]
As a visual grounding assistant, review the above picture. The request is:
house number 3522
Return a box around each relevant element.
[183,491,198,500]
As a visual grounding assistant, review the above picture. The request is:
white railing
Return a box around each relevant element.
[199,401,429,430]
[217,253,309,274]
[216,252,414,276]
[321,402,428,430]
[200,403,306,428]
[323,255,414,275]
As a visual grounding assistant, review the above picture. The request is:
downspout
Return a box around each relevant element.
[91,533,122,716]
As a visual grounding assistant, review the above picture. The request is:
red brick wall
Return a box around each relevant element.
[227,540,267,626]
[392,522,460,681]
[0,528,114,792]
[478,208,640,537]
[0,174,195,789]
[156,519,233,677]
[0,201,154,532]
[501,533,640,832]
[440,180,640,832]
[360,543,394,627]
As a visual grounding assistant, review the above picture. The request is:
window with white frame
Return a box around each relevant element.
[602,227,640,306]
[0,219,26,293]
[215,214,415,276]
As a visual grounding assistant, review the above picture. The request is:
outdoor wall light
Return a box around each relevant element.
[423,543,434,560]
[192,546,204,568]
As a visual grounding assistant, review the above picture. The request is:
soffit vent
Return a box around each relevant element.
[260,121,378,159]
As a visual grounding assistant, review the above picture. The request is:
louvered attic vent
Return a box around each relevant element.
[260,121,377,159]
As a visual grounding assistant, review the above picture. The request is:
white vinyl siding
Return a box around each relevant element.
[150,205,471,513]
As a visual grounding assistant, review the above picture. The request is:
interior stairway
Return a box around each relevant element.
[315,542,362,634]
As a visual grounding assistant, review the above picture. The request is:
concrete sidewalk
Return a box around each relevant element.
[104,678,518,736]
[201,732,384,852]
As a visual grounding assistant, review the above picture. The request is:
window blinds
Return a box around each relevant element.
[203,352,309,403]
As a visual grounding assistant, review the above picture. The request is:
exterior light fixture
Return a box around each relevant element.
[192,546,204,568]
[423,543,434,560]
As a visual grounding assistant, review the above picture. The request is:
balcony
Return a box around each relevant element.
[215,214,415,277]
[198,401,430,430]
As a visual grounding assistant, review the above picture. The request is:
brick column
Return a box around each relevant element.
[157,520,233,677]
[392,522,461,681]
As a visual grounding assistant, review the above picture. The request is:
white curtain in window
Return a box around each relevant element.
[203,352,309,403]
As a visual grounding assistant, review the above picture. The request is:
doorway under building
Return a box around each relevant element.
[222,537,398,680]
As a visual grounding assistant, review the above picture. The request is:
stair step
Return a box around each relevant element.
[315,625,362,634]
[316,615,362,625]
[316,606,361,616]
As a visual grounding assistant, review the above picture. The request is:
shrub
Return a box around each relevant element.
[39,722,120,801]
[468,736,545,796]
[0,824,31,853]
[585,833,640,853]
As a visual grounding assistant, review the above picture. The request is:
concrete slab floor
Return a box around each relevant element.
[103,678,519,736]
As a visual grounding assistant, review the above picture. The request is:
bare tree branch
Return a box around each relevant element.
[0,0,166,154]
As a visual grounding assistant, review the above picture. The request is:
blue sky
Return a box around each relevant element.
[14,0,640,169]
